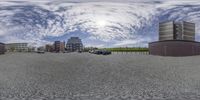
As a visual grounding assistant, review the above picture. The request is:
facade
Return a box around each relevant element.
[149,40,200,56]
[37,46,45,51]
[45,44,54,52]
[54,41,65,53]
[28,47,36,52]
[159,21,195,41]
[6,43,28,52]
[182,22,195,41]
[149,21,199,57]
[66,37,83,52]
[0,43,5,54]
[159,21,175,41]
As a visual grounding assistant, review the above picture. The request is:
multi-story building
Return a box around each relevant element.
[0,43,5,54]
[54,41,65,53]
[28,47,36,52]
[182,22,195,40]
[6,43,28,52]
[159,21,195,41]
[149,21,200,56]
[45,44,54,52]
[66,37,83,52]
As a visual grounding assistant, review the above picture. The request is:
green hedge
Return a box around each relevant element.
[103,47,149,52]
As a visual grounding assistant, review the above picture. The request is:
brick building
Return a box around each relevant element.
[45,44,54,52]
[54,41,65,53]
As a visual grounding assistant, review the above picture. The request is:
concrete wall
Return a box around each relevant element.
[149,40,200,56]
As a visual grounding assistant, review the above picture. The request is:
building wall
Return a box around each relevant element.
[45,45,54,52]
[159,21,175,41]
[0,43,5,54]
[66,43,83,52]
[66,37,83,52]
[149,40,200,56]
[6,43,28,52]
[182,21,195,41]
[60,42,65,52]
[54,41,65,52]
[174,23,182,40]
[159,21,195,41]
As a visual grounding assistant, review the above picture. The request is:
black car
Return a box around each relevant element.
[93,50,111,55]
[102,50,112,55]
[93,50,103,55]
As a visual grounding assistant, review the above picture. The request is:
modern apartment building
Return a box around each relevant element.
[149,21,200,57]
[54,41,65,53]
[66,37,83,52]
[159,21,195,41]
[6,43,28,52]
[0,43,5,54]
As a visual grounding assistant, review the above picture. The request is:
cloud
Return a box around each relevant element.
[0,0,200,47]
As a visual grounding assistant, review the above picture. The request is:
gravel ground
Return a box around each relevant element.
[0,53,200,100]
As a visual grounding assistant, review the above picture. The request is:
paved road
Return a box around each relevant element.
[0,53,200,100]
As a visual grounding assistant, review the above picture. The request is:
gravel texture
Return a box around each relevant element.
[0,53,200,100]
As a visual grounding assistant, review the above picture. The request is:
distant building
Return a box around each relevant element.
[28,47,36,52]
[54,41,65,53]
[0,43,5,54]
[45,44,54,52]
[66,37,83,52]
[6,43,28,52]
[37,46,45,51]
[159,21,195,41]
[149,21,200,57]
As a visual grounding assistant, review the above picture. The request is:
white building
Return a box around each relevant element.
[6,43,28,52]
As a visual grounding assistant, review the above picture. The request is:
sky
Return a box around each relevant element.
[0,0,200,47]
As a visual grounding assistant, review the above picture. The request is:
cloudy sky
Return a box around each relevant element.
[0,0,200,47]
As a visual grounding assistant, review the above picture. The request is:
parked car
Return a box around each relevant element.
[92,50,112,55]
[102,50,112,55]
[93,50,103,55]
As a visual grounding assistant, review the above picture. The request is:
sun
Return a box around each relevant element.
[96,19,107,28]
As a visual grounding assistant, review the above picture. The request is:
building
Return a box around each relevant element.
[149,21,200,57]
[37,46,45,51]
[0,43,5,54]
[66,37,83,52]
[6,43,28,52]
[159,21,195,41]
[45,44,54,52]
[27,47,36,52]
[54,41,65,53]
